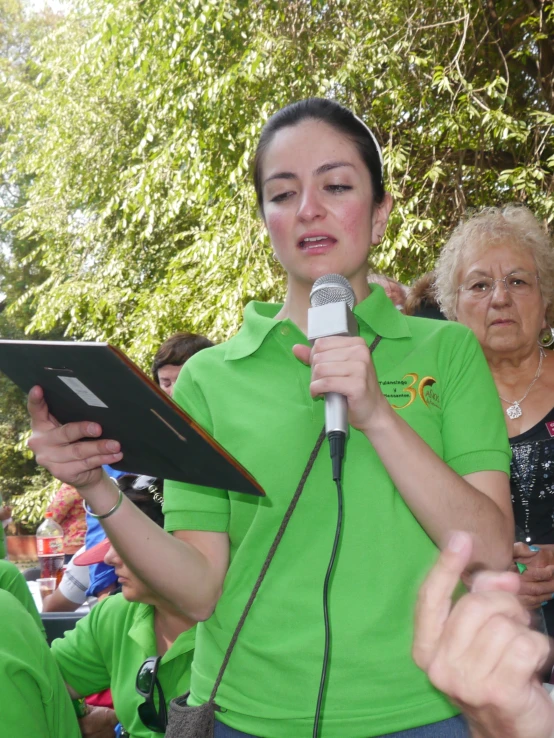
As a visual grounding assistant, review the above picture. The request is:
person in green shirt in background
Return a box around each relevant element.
[51,486,196,738]
[0,558,46,637]
[0,588,80,738]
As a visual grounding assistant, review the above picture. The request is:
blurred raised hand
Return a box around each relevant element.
[413,531,554,738]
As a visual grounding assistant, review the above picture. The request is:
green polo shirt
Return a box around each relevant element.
[0,589,80,738]
[164,285,511,738]
[0,559,46,638]
[51,593,196,738]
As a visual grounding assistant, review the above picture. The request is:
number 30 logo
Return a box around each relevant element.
[391,374,436,409]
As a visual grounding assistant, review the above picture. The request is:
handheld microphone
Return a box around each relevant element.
[308,274,358,480]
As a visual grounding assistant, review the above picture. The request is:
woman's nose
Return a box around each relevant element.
[490,279,512,305]
[103,544,121,566]
[297,188,326,221]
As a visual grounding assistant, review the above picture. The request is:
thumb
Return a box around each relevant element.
[27,385,51,426]
[292,343,312,365]
[27,385,61,431]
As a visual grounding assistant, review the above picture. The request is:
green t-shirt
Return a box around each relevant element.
[0,589,80,738]
[51,593,196,738]
[0,558,46,638]
[164,286,511,738]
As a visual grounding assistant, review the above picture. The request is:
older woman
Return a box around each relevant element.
[435,204,554,633]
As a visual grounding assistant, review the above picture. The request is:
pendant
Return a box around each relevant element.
[506,402,522,420]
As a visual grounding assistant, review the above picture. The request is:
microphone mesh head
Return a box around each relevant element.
[310,274,356,309]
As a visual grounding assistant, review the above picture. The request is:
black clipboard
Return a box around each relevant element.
[0,340,265,497]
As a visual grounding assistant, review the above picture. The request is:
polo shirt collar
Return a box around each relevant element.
[225,283,411,361]
[360,283,412,339]
[128,602,196,663]
[225,301,284,360]
[162,625,196,664]
[128,602,157,655]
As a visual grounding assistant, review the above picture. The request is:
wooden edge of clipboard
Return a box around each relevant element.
[107,344,266,497]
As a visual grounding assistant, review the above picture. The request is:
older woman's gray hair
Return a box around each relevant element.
[435,204,554,325]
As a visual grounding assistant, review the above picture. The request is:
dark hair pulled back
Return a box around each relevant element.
[253,98,384,215]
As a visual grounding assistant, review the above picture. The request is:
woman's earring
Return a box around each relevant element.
[539,326,554,348]
[272,252,280,263]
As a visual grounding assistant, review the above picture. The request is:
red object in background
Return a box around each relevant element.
[36,512,65,578]
[85,688,113,709]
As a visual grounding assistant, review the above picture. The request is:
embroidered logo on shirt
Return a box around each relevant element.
[380,374,439,410]
[419,377,440,409]
[546,421,554,438]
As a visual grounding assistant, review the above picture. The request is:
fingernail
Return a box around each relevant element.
[106,441,119,452]
[87,423,99,435]
[448,531,467,553]
[530,545,541,552]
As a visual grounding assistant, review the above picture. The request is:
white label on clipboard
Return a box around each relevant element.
[58,376,108,408]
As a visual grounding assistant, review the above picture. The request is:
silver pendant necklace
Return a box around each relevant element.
[499,348,545,420]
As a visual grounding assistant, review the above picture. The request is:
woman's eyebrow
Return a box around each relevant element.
[464,269,489,277]
[263,171,296,186]
[314,161,354,176]
[263,161,354,187]
[465,268,527,277]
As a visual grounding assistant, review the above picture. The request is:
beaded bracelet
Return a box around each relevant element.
[83,484,123,520]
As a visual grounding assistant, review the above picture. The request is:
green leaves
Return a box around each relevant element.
[0,0,552,352]
[10,476,58,529]
[0,0,551,527]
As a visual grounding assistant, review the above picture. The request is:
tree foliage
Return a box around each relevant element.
[0,0,63,516]
[1,0,554,357]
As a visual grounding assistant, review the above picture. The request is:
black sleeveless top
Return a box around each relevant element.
[510,405,554,545]
[510,407,554,635]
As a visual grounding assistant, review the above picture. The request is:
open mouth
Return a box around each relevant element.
[298,235,336,250]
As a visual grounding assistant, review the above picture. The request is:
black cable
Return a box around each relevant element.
[313,339,381,735]
[312,475,344,738]
[328,431,346,483]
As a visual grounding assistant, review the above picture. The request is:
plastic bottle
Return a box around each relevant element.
[36,512,65,578]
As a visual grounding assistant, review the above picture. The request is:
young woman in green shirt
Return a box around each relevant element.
[28,98,514,737]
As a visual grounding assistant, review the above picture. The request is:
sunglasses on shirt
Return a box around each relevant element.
[136,656,168,733]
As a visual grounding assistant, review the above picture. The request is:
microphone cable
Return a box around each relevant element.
[312,472,344,738]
